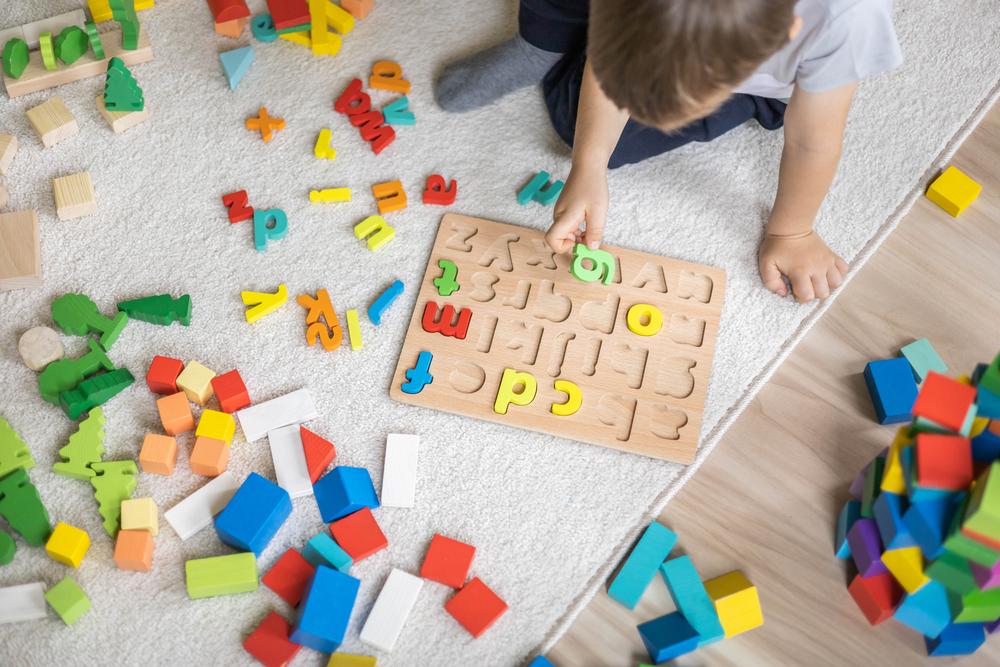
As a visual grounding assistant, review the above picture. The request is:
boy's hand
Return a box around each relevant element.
[758,232,848,303]
[546,163,609,254]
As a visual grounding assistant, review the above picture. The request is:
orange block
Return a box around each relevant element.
[190,437,229,477]
[341,0,373,19]
[369,60,410,94]
[157,392,194,435]
[114,529,154,572]
[372,179,407,214]
[215,16,248,38]
[139,434,178,475]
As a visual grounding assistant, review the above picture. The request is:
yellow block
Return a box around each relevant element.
[45,522,91,568]
[625,303,663,337]
[176,361,216,406]
[310,188,351,203]
[704,571,764,638]
[971,416,989,438]
[926,166,982,217]
[325,1,355,34]
[354,215,394,251]
[242,284,288,323]
[880,427,913,494]
[196,409,236,445]
[89,0,155,23]
[551,379,581,416]
[494,368,537,415]
[346,309,363,351]
[328,653,375,667]
[314,129,336,160]
[120,497,159,536]
[280,31,312,47]
[882,547,929,593]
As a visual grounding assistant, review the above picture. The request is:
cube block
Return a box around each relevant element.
[196,409,236,445]
[146,355,184,394]
[139,433,177,475]
[190,437,229,477]
[444,577,507,638]
[420,533,475,588]
[157,392,194,435]
[703,571,765,637]
[114,529,154,572]
[120,497,158,536]
[291,565,360,653]
[44,521,90,568]
[44,576,90,625]
[313,466,379,522]
[637,611,700,663]
[912,372,977,433]
[211,369,251,413]
[864,359,918,424]
[243,611,301,667]
[176,360,216,405]
[329,507,387,561]
[926,166,982,217]
[915,433,972,491]
[262,549,316,607]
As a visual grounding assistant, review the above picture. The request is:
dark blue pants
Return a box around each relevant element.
[520,0,787,169]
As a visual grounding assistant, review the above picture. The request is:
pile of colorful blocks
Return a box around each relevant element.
[839,347,1000,656]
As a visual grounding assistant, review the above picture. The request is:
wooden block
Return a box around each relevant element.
[420,533,475,588]
[314,467,379,522]
[893,579,951,637]
[96,94,148,133]
[704,571,765,636]
[637,612,699,663]
[912,372,977,433]
[847,517,888,576]
[176,360,216,405]
[120,497,158,535]
[244,611,301,666]
[341,0,374,19]
[329,655,376,667]
[607,521,677,609]
[236,387,318,442]
[211,369,251,413]
[268,424,312,498]
[190,437,229,477]
[369,60,409,94]
[926,166,982,217]
[359,568,423,652]
[329,507,387,561]
[659,556,725,645]
[915,433,972,490]
[17,326,64,372]
[52,172,96,220]
[156,391,194,435]
[381,433,418,508]
[214,472,291,556]
[266,0,310,30]
[0,133,17,175]
[113,528,154,571]
[44,521,91,568]
[215,16,248,38]
[185,552,258,599]
[372,179,407,214]
[300,426,336,482]
[26,97,78,148]
[262,548,315,606]
[163,471,239,540]
[863,358,919,424]
[146,355,184,394]
[0,210,41,292]
[44,576,90,625]
[882,546,930,593]
[138,433,177,475]
[207,0,251,23]
[4,28,153,98]
[302,531,352,571]
[0,582,47,624]
[291,566,360,652]
[444,577,507,638]
[196,409,235,445]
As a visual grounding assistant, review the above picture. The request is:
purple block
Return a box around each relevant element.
[987,619,999,634]
[971,560,1000,590]
[847,518,888,576]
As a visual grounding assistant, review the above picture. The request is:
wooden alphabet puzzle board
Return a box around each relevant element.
[390,214,727,463]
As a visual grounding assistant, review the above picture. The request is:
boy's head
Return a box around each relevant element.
[589,0,799,130]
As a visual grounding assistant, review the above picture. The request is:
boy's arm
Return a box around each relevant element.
[760,82,854,301]
[546,60,630,254]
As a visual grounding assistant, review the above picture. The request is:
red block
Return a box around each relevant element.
[262,549,315,606]
[266,0,309,29]
[243,611,300,667]
[912,372,977,432]
[847,572,901,625]
[146,355,184,394]
[916,433,973,490]
[444,577,508,638]
[208,0,250,23]
[423,174,457,205]
[222,189,253,224]
[211,369,251,413]
[420,533,475,588]
[329,507,387,561]
[300,426,336,483]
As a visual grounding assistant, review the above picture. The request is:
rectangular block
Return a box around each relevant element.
[381,434,419,508]
[0,210,41,292]
[847,517,888,577]
[185,552,258,599]
[302,531,352,572]
[900,338,948,382]
[359,568,424,651]
[607,521,677,609]
[237,388,318,441]
[0,582,47,624]
[637,611,699,663]
[268,424,312,498]
[864,358,918,424]
[659,556,725,645]
[164,471,240,540]
[214,473,292,556]
[96,94,149,134]
[292,566,361,653]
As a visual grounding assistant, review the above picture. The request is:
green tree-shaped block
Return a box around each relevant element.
[110,0,141,50]
[117,294,191,326]
[60,369,134,420]
[55,25,89,65]
[53,408,105,480]
[0,416,34,478]
[90,460,137,536]
[2,37,29,79]
[103,57,144,111]
[0,530,14,565]
[38,339,114,405]
[0,468,51,546]
[51,293,129,351]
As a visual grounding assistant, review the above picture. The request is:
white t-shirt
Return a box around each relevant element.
[734,0,903,99]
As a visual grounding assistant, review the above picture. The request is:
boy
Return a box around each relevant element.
[436,0,902,303]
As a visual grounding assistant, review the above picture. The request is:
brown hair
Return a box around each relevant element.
[589,0,797,128]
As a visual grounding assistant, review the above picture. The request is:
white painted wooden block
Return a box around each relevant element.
[359,569,423,652]
[381,433,419,508]
[236,388,318,442]
[0,582,47,624]
[268,424,312,498]
[18,325,64,371]
[164,471,239,540]
[21,10,86,49]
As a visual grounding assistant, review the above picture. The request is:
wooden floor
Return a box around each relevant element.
[549,104,1000,666]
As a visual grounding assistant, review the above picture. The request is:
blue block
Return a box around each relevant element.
[637,612,700,663]
[659,556,725,646]
[219,46,254,91]
[904,495,962,560]
[382,95,415,126]
[607,521,677,609]
[893,580,952,638]
[302,532,352,572]
[368,279,404,325]
[864,359,919,424]
[291,565,360,653]
[977,386,1000,419]
[925,622,986,656]
[313,466,379,523]
[972,425,1000,462]
[214,472,292,556]
[873,491,915,549]
[401,350,433,395]
[836,499,862,558]
[527,658,555,667]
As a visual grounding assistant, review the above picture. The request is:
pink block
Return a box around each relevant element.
[971,560,1000,590]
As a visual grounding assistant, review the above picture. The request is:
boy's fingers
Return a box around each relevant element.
[828,266,844,290]
[759,261,787,296]
[811,274,831,300]
[546,209,583,254]
[835,256,849,275]
[583,208,606,249]
[790,272,815,303]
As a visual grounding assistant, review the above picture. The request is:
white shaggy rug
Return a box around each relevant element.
[0,1,997,665]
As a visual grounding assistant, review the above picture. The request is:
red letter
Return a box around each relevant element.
[421,301,472,340]
[423,175,457,206]
[222,190,253,224]
[334,78,371,115]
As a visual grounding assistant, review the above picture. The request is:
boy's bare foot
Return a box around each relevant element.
[435,36,563,113]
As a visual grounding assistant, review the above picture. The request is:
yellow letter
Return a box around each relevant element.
[494,368,537,415]
[551,379,582,416]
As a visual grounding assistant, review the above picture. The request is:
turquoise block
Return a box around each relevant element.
[836,499,861,558]
[607,521,676,609]
[253,208,288,251]
[900,338,948,382]
[873,491,915,549]
[893,580,951,638]
[251,14,278,42]
[302,532,352,572]
[220,46,254,91]
[976,385,1000,419]
[401,350,433,395]
[659,556,724,646]
[368,279,404,325]
[382,96,415,126]
[517,171,564,206]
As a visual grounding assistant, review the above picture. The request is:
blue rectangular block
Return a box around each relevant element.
[607,521,677,609]
[291,565,360,653]
[925,622,986,656]
[637,611,699,663]
[977,386,1000,419]
[903,495,964,560]
[302,532,352,572]
[893,580,951,638]
[313,466,379,523]
[864,358,919,424]
[659,556,724,646]
[836,499,862,558]
[214,472,292,556]
[972,425,1000,462]
[873,491,915,550]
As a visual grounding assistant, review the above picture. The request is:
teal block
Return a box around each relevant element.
[836,499,861,558]
[517,171,564,206]
[253,208,288,251]
[220,46,254,91]
[607,521,676,609]
[659,556,724,646]
[976,385,1000,419]
[301,532,352,572]
[382,96,415,126]
[900,338,948,382]
[893,580,951,638]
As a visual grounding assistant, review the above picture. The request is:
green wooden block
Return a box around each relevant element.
[964,462,1000,537]
[276,22,311,34]
[927,551,978,595]
[860,456,885,519]
[103,57,144,111]
[85,22,105,59]
[433,259,460,297]
[52,408,105,480]
[185,552,258,599]
[980,352,1000,397]
[38,339,115,405]
[0,468,51,546]
[0,415,34,478]
[0,530,15,565]
[2,38,29,79]
[117,294,191,326]
[51,293,129,351]
[39,32,57,71]
[45,576,91,625]
[110,0,141,50]
[90,460,137,536]
[55,26,89,65]
[60,368,135,420]
[953,585,1000,623]
[944,528,1000,567]
[570,243,616,285]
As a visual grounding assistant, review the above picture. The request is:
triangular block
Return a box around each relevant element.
[300,426,335,483]
[104,57,144,111]
[220,46,254,91]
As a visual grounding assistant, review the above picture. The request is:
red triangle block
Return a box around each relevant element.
[300,426,336,483]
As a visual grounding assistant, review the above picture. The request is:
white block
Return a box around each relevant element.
[0,582,47,624]
[381,433,419,508]
[268,424,313,499]
[21,10,87,49]
[164,471,240,540]
[237,388,318,442]
[359,569,423,652]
